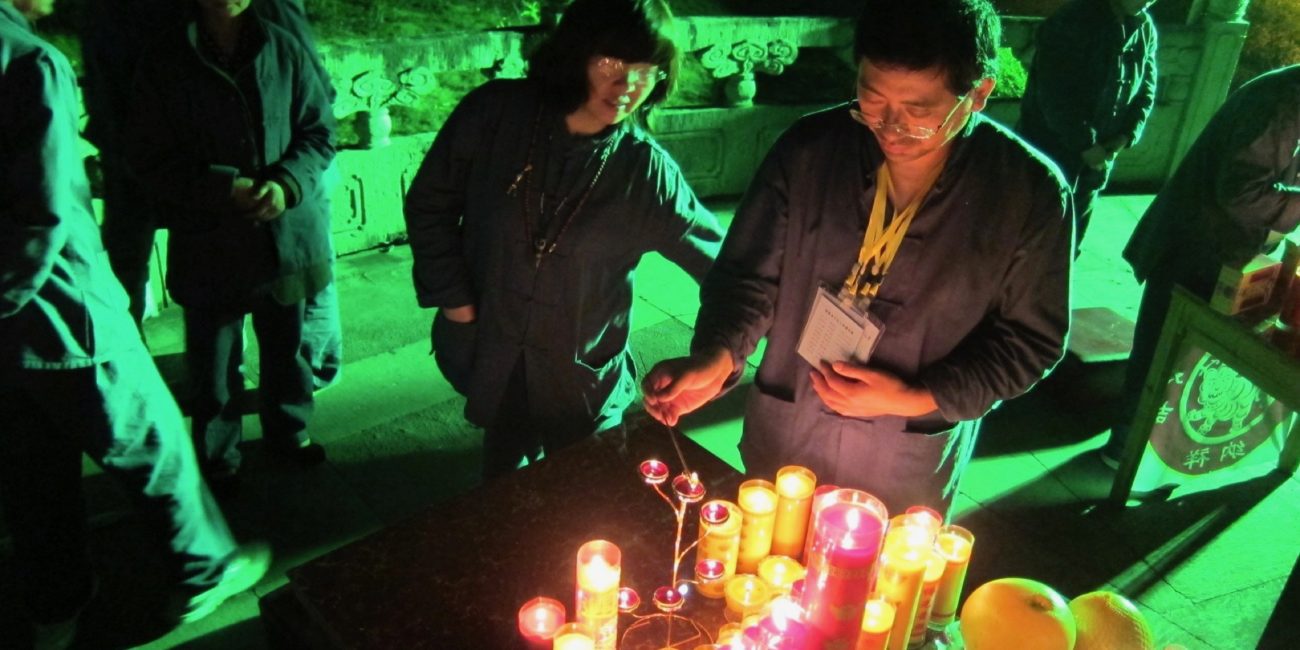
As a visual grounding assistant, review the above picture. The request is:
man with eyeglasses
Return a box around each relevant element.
[643,0,1072,516]
[1017,0,1158,255]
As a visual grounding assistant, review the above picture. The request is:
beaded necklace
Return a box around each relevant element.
[507,105,617,268]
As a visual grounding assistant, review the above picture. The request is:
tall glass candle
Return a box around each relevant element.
[519,597,566,647]
[771,466,817,559]
[575,540,620,650]
[802,484,840,561]
[855,596,895,650]
[724,574,771,622]
[697,499,744,598]
[553,622,595,650]
[927,525,974,629]
[800,491,888,647]
[736,480,778,574]
[907,549,947,648]
[757,555,805,595]
[875,525,932,650]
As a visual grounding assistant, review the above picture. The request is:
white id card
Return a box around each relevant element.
[796,286,885,367]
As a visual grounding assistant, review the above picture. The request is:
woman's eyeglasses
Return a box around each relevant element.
[593,56,668,89]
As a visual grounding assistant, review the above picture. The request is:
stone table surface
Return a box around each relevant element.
[280,416,745,649]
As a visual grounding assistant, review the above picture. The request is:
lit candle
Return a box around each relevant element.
[903,506,943,531]
[756,609,813,650]
[927,525,975,630]
[907,548,948,648]
[575,540,620,650]
[552,622,594,650]
[737,480,778,574]
[802,484,839,561]
[518,597,565,647]
[757,555,805,594]
[716,622,743,645]
[771,466,817,560]
[855,596,895,650]
[875,526,932,650]
[697,499,743,599]
[723,574,770,623]
[800,492,887,647]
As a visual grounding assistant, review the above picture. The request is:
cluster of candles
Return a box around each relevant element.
[516,463,975,650]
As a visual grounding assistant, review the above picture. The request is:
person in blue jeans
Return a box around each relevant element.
[125,0,337,485]
[0,0,267,646]
[79,0,344,390]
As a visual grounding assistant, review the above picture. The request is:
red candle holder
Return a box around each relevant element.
[639,459,670,485]
[700,501,731,526]
[617,586,641,613]
[652,585,684,613]
[672,472,706,503]
[517,596,565,646]
[695,558,725,583]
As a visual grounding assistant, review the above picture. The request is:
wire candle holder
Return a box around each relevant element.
[618,457,721,649]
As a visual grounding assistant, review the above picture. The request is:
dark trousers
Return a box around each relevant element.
[0,352,237,622]
[479,358,600,481]
[184,296,313,473]
[99,161,157,330]
[1069,164,1108,257]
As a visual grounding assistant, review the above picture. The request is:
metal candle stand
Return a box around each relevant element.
[617,458,721,649]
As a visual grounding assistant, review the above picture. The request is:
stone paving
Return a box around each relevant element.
[0,195,1296,649]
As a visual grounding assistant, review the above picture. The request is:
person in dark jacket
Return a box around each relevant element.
[403,0,723,480]
[1017,0,1157,254]
[80,0,343,390]
[1103,64,1300,463]
[125,0,336,484]
[0,0,266,645]
[643,0,1072,516]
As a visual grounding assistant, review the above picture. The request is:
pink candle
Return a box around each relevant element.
[518,597,565,647]
[800,493,887,647]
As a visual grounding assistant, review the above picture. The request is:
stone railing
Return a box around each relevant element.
[306,11,1247,255]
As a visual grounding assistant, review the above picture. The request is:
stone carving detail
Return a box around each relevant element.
[348,67,436,148]
[699,39,798,106]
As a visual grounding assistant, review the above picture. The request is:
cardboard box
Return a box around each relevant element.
[1210,253,1282,315]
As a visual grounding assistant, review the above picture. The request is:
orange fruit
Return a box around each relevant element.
[960,577,1076,650]
[1069,590,1155,650]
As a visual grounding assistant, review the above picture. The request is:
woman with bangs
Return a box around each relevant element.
[403,0,723,480]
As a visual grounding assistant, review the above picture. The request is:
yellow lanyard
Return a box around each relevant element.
[843,163,939,301]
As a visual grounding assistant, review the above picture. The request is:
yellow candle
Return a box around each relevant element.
[697,500,743,599]
[757,555,805,594]
[907,549,948,648]
[552,623,594,650]
[855,596,895,650]
[716,622,743,644]
[770,466,817,559]
[875,535,929,650]
[723,574,770,623]
[575,540,620,650]
[736,480,777,574]
[928,525,974,629]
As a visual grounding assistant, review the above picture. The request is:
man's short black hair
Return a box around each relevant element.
[528,0,679,118]
[854,0,1001,95]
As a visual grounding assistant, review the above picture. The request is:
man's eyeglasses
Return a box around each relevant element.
[593,56,668,89]
[849,94,972,141]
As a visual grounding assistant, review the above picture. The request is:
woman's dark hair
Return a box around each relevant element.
[528,0,680,117]
[853,0,1000,95]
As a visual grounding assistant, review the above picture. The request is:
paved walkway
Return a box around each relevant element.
[0,195,1296,649]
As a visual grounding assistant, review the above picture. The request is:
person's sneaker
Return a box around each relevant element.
[183,544,271,624]
[266,438,327,466]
